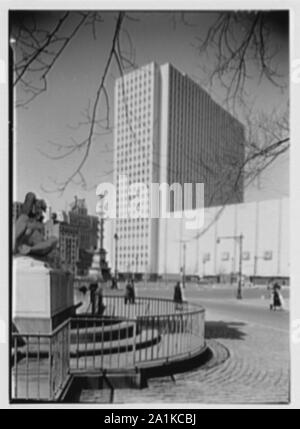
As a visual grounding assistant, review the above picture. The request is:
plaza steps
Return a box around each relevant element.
[70,316,122,328]
[70,328,161,357]
[13,327,161,360]
[70,320,138,343]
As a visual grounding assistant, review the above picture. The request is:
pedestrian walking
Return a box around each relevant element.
[125,278,135,305]
[130,279,136,304]
[270,283,284,311]
[111,276,118,290]
[89,282,98,314]
[173,281,184,310]
[125,280,130,305]
[97,285,106,316]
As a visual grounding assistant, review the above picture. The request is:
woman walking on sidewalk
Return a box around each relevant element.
[173,281,186,310]
[270,283,284,311]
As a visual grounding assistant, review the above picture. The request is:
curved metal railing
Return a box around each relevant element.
[12,295,205,401]
[71,294,206,372]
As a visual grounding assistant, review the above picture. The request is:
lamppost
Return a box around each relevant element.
[114,232,119,287]
[177,239,188,288]
[217,234,244,300]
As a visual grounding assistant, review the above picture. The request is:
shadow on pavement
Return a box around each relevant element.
[205,321,247,341]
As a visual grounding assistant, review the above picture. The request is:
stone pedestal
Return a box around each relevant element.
[13,257,74,335]
[88,251,103,282]
[88,249,111,282]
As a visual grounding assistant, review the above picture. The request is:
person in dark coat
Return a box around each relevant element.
[89,283,98,314]
[97,285,106,316]
[130,279,136,304]
[125,278,136,304]
[270,283,283,311]
[173,282,183,310]
[125,280,131,305]
[111,277,118,290]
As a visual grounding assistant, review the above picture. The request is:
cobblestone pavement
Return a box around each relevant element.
[114,308,290,405]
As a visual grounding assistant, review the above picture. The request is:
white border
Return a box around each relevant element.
[1,0,299,409]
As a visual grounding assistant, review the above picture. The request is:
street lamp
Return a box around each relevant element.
[217,234,244,300]
[181,242,187,289]
[114,232,119,288]
[177,239,189,288]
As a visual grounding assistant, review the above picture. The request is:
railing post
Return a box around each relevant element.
[76,319,80,370]
[61,329,64,389]
[37,336,41,400]
[175,315,178,355]
[109,321,113,369]
[14,336,18,400]
[133,318,137,366]
[124,321,128,368]
[166,316,170,361]
[139,318,143,363]
[117,320,121,369]
[101,319,104,369]
[93,318,96,369]
[26,336,29,400]
[145,317,149,361]
[67,320,71,375]
[49,337,53,400]
[151,317,155,361]
[189,314,192,351]
[85,318,88,369]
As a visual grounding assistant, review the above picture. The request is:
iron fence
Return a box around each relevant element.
[11,296,205,401]
[71,294,205,372]
[12,319,71,401]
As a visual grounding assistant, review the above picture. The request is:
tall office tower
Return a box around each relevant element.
[114,63,160,275]
[113,62,245,276]
[160,63,245,208]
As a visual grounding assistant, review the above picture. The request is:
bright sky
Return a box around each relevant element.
[12,11,289,214]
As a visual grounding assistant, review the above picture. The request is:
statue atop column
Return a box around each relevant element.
[13,192,57,261]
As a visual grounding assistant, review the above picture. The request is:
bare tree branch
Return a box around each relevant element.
[196,11,287,112]
[48,12,126,194]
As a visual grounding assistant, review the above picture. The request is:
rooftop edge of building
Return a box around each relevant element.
[115,61,159,82]
[115,61,245,130]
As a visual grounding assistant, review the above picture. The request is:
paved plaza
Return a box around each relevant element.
[112,284,290,404]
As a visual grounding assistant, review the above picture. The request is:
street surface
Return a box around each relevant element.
[113,283,290,404]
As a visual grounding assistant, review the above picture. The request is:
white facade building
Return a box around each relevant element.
[111,62,248,276]
[105,197,289,278]
[158,198,289,278]
[113,63,161,275]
